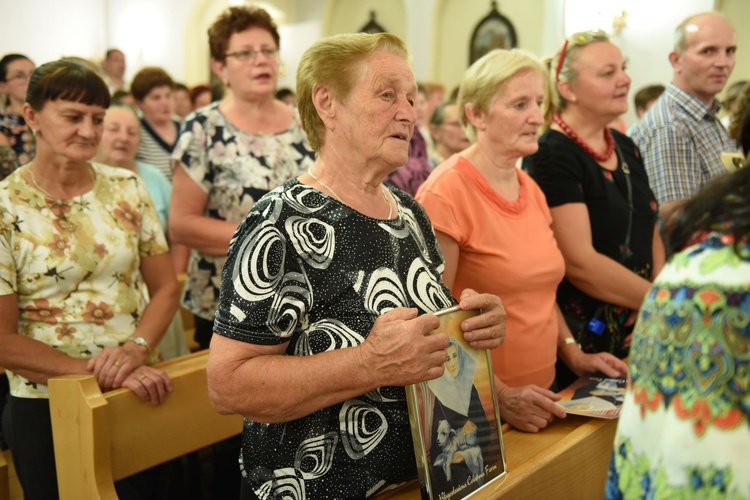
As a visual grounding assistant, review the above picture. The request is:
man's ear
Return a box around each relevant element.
[668,51,681,72]
[312,84,336,131]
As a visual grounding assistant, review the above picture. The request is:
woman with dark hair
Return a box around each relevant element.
[0,58,177,499]
[607,164,750,499]
[132,66,180,181]
[0,53,36,179]
[523,30,665,387]
[170,4,315,351]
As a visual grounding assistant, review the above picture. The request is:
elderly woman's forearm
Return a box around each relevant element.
[207,346,382,423]
[169,215,236,255]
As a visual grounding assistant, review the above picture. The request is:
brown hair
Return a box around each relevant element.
[297,32,410,152]
[26,57,110,111]
[130,67,174,101]
[208,5,280,62]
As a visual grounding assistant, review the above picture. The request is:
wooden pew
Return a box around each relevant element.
[49,351,243,500]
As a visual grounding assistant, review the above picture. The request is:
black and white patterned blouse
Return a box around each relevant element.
[215,179,456,498]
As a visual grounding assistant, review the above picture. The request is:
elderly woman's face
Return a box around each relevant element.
[335,50,416,169]
[445,344,460,378]
[474,68,544,159]
[567,41,630,118]
[29,100,105,162]
[98,107,140,167]
[219,27,279,99]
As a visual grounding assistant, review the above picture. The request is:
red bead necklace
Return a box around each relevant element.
[554,114,615,162]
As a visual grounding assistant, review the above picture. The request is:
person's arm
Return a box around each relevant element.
[207,308,448,423]
[435,230,459,290]
[554,305,628,379]
[550,203,652,310]
[0,293,90,383]
[169,162,238,256]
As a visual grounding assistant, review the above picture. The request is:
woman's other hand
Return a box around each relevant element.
[497,384,566,433]
[87,344,149,391]
[566,349,629,379]
[121,366,172,405]
[457,289,506,350]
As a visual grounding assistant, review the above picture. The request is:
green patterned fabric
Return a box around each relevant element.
[607,232,750,499]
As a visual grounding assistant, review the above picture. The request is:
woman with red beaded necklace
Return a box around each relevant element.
[523,30,665,388]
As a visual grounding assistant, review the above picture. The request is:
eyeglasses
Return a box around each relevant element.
[225,48,278,63]
[555,30,609,82]
[5,73,32,83]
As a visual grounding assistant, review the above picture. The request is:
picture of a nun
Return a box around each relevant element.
[427,339,494,494]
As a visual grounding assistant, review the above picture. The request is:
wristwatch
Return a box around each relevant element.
[126,336,152,356]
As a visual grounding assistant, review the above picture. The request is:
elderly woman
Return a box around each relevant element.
[522,31,665,387]
[132,66,180,181]
[206,33,505,498]
[170,5,316,351]
[0,54,36,179]
[607,164,750,499]
[0,58,176,499]
[416,49,627,433]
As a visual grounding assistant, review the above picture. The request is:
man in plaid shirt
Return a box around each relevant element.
[631,12,739,221]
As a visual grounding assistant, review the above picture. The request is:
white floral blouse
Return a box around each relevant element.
[0,163,168,398]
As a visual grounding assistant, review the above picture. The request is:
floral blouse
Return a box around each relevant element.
[0,163,168,398]
[173,102,315,320]
[0,109,35,179]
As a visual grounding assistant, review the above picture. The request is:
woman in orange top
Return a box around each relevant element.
[416,49,627,432]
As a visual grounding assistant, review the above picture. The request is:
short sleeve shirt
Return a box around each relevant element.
[173,103,315,320]
[0,163,168,398]
[214,180,454,498]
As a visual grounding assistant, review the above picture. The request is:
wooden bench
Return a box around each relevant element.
[49,351,243,500]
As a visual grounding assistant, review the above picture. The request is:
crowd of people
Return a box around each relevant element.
[0,5,747,500]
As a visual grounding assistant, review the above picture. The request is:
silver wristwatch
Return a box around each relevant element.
[126,336,152,355]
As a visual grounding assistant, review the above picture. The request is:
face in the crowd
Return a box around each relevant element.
[431,103,470,156]
[470,67,545,159]
[98,107,140,167]
[565,41,630,119]
[0,58,35,107]
[104,50,126,79]
[25,100,106,163]
[671,14,736,105]
[215,27,279,100]
[193,89,212,110]
[445,344,459,379]
[172,88,192,119]
[138,85,173,125]
[333,50,416,171]
[414,90,429,128]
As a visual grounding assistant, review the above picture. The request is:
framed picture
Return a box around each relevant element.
[406,306,507,500]
[469,2,517,65]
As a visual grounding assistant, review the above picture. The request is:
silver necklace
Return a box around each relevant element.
[28,163,95,201]
[308,168,393,219]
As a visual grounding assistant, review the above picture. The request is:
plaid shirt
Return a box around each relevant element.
[630,83,739,203]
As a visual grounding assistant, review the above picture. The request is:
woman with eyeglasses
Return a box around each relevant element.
[523,30,665,388]
[171,5,315,355]
[0,54,36,179]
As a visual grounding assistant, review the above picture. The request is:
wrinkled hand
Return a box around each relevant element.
[568,350,629,379]
[87,344,147,391]
[457,289,506,350]
[359,308,447,387]
[121,366,172,405]
[497,384,566,433]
